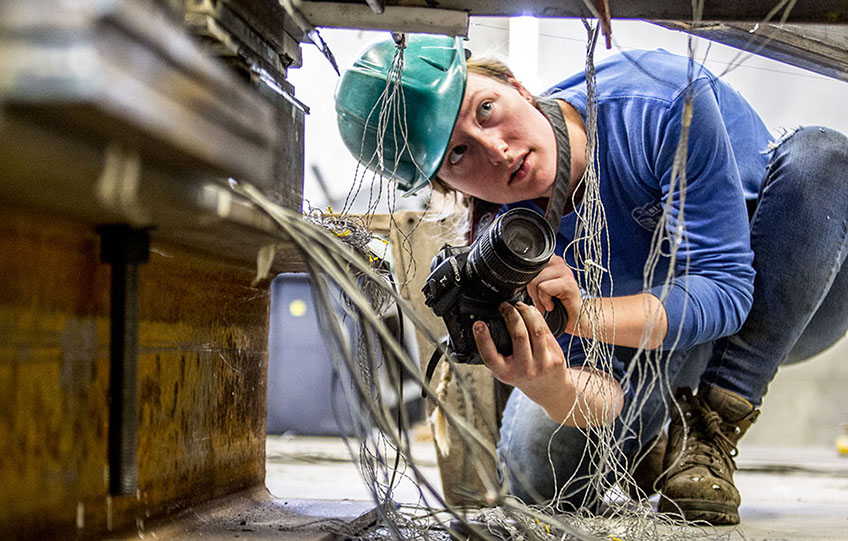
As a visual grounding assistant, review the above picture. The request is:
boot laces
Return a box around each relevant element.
[678,397,738,471]
[699,406,738,458]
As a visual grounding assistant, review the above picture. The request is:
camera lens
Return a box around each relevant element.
[503,219,547,259]
[465,208,555,296]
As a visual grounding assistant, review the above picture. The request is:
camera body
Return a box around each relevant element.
[422,208,567,363]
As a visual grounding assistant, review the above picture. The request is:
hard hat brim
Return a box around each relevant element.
[335,34,467,194]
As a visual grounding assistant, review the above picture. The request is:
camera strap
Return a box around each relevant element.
[422,341,448,395]
[536,97,573,233]
[426,98,574,394]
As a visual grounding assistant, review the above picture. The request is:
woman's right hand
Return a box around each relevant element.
[526,255,582,336]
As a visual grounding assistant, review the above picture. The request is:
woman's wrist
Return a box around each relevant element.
[564,294,668,349]
[530,366,623,427]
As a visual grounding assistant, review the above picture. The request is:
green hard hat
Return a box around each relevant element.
[335,34,467,194]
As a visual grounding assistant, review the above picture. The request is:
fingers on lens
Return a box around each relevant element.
[499,302,529,342]
[474,321,501,360]
[515,301,541,322]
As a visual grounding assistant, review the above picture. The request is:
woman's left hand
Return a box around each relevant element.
[472,301,623,426]
[473,301,568,401]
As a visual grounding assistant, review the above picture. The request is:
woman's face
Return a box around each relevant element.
[436,72,558,204]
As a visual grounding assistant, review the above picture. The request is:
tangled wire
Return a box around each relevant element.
[232,4,802,538]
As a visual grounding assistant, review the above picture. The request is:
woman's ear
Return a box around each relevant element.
[506,75,535,103]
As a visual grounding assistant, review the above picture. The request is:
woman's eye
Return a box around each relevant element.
[448,145,466,166]
[479,100,494,120]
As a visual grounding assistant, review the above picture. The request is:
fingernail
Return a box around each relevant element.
[473,321,484,333]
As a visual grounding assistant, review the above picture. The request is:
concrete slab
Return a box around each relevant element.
[109,487,380,540]
[266,434,443,505]
[733,446,848,540]
[265,436,848,541]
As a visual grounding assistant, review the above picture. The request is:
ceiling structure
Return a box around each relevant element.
[297,0,848,82]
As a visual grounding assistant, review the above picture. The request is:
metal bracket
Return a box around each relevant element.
[279,0,340,75]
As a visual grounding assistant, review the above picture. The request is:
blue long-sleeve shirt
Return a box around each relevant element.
[507,50,774,354]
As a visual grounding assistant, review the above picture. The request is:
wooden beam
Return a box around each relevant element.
[301,2,469,37]
[381,0,848,24]
[0,208,270,538]
[657,22,848,83]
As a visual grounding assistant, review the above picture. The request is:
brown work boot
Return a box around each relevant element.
[627,430,668,499]
[658,386,760,524]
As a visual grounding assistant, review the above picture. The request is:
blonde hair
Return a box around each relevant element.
[467,58,515,84]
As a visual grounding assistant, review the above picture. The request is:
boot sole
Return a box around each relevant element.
[658,497,740,525]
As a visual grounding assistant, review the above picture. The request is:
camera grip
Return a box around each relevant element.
[543,298,568,337]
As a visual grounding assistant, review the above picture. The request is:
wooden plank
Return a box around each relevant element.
[300,2,469,37]
[369,211,501,507]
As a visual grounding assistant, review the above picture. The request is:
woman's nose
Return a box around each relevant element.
[480,135,508,165]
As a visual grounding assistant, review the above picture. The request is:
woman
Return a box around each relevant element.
[335,34,848,524]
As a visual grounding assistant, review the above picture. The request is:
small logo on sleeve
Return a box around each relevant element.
[630,201,662,231]
[631,201,663,231]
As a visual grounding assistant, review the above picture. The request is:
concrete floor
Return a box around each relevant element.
[266,433,443,504]
[266,434,848,541]
[259,331,848,540]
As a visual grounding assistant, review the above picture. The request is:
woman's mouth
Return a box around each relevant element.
[509,152,530,184]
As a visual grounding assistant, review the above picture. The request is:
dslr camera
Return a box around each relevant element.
[422,207,567,363]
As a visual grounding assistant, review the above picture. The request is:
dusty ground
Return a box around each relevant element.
[266,434,848,541]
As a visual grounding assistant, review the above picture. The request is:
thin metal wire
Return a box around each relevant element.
[237,4,797,534]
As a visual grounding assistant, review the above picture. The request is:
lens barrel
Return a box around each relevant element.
[465,208,555,296]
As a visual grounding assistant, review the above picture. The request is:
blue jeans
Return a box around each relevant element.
[499,126,848,506]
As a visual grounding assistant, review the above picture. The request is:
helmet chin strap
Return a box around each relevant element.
[535,97,573,231]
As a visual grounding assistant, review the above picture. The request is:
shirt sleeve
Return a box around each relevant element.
[649,78,755,350]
